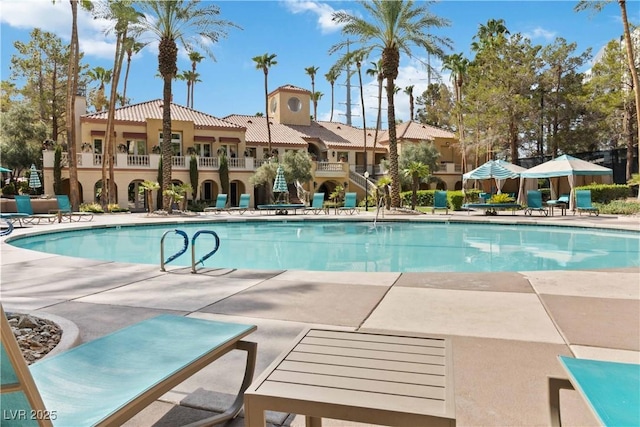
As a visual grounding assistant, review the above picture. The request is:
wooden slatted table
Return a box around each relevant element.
[244,329,456,427]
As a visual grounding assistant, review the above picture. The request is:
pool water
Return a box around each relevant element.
[9,221,640,272]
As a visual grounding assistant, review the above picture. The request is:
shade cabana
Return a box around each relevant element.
[463,160,530,199]
[518,154,613,210]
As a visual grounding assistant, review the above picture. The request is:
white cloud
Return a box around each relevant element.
[524,26,557,42]
[1,0,117,61]
[281,0,345,34]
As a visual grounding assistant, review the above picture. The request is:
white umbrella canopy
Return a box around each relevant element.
[519,155,613,209]
[463,160,530,198]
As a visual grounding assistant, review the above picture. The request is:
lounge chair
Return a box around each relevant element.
[546,194,570,216]
[228,193,250,214]
[0,304,257,427]
[432,190,449,214]
[204,193,228,214]
[574,189,599,216]
[337,192,358,215]
[304,192,327,214]
[54,194,94,221]
[14,195,57,224]
[524,190,549,216]
[549,356,639,427]
[0,212,30,227]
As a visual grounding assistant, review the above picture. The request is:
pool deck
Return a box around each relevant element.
[1,209,638,427]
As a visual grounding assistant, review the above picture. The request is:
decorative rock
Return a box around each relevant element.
[6,312,62,364]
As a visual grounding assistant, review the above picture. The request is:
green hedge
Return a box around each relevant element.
[400,190,465,211]
[575,184,630,203]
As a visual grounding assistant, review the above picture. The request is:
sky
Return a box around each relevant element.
[1,0,637,130]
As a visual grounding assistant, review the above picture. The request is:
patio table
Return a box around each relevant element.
[244,328,456,427]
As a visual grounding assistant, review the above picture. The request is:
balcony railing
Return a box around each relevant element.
[128,154,149,167]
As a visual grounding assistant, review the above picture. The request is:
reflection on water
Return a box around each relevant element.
[9,222,639,273]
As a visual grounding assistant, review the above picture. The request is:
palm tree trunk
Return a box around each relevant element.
[162,75,173,212]
[386,75,400,208]
[618,0,640,188]
[264,70,272,154]
[122,56,132,107]
[330,82,335,121]
[357,61,367,175]
[66,0,80,210]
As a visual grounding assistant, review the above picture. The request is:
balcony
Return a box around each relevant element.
[44,151,256,171]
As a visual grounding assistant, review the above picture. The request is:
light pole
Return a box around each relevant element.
[364,171,370,211]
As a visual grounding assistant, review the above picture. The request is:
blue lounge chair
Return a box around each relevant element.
[432,190,449,214]
[228,193,251,214]
[204,194,228,214]
[0,212,30,228]
[0,304,257,427]
[546,194,570,216]
[524,190,548,216]
[549,356,639,427]
[55,194,94,221]
[14,195,57,224]
[304,192,327,214]
[337,192,358,215]
[575,190,599,216]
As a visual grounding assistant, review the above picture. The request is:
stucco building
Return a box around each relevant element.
[42,84,464,210]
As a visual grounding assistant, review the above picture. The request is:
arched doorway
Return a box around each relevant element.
[128,180,146,212]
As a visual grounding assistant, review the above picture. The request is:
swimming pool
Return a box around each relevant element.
[8,221,640,272]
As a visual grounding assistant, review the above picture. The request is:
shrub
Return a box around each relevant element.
[108,204,129,213]
[80,202,104,213]
[594,200,640,215]
[575,184,629,203]
[399,190,465,210]
[489,193,515,204]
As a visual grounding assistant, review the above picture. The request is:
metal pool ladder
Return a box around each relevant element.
[160,229,220,273]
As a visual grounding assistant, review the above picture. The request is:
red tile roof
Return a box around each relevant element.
[378,121,456,144]
[268,84,310,97]
[82,99,243,130]
[223,115,308,147]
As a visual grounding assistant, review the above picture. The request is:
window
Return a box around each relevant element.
[127,140,147,155]
[93,139,103,154]
[287,96,302,112]
[193,143,212,157]
[158,132,182,155]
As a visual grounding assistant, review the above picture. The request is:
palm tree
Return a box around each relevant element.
[330,49,370,173]
[93,0,141,207]
[312,91,323,120]
[366,59,384,157]
[331,0,451,208]
[403,85,415,121]
[136,0,238,212]
[62,0,93,211]
[402,161,429,210]
[442,53,469,172]
[576,0,640,192]
[87,66,112,112]
[324,68,340,121]
[188,51,204,108]
[253,53,277,155]
[305,66,320,120]
[471,18,510,52]
[122,37,146,106]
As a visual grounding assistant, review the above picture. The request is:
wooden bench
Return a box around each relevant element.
[0,305,257,426]
[245,328,456,427]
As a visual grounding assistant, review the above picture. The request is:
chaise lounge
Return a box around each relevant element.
[574,189,599,216]
[204,194,228,215]
[0,305,257,427]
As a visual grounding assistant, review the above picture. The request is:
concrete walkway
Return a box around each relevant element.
[1,209,638,427]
